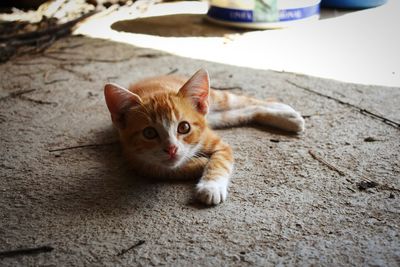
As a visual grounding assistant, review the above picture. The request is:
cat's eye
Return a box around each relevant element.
[177,121,191,134]
[142,127,158,139]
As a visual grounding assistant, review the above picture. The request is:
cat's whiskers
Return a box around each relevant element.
[194,151,208,158]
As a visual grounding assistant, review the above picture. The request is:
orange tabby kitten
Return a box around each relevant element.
[104,69,304,205]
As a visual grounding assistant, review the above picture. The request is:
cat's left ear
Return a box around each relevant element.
[178,69,210,115]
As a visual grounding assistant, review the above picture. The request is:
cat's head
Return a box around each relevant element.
[104,69,210,170]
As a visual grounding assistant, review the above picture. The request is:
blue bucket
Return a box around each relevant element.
[321,0,387,9]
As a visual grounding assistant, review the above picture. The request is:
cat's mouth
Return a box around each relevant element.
[162,156,183,168]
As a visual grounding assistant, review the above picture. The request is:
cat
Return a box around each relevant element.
[104,69,304,205]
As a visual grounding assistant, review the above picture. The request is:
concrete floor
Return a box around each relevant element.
[1,3,400,266]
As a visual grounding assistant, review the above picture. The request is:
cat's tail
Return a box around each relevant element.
[209,89,265,112]
[208,89,305,133]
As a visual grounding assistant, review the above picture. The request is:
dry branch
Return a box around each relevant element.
[43,69,69,84]
[0,245,53,258]
[42,53,134,63]
[58,64,92,81]
[44,78,69,85]
[20,96,57,105]
[211,86,243,91]
[48,142,117,152]
[166,68,178,75]
[0,89,36,101]
[116,240,145,257]
[308,150,345,176]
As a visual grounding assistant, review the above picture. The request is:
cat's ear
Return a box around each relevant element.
[178,69,210,115]
[104,83,142,128]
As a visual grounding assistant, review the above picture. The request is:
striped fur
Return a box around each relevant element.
[104,69,304,205]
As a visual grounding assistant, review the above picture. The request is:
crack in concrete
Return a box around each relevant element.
[286,79,400,129]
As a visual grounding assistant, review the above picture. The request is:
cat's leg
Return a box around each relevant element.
[195,130,234,205]
[207,104,305,132]
[169,157,209,180]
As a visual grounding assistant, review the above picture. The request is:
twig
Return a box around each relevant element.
[0,89,36,101]
[43,70,70,84]
[7,28,66,47]
[286,80,400,129]
[82,55,134,63]
[20,96,57,106]
[11,89,36,97]
[53,43,85,51]
[46,50,84,56]
[14,71,45,78]
[166,68,178,75]
[211,86,243,91]
[0,245,54,258]
[34,35,57,54]
[42,0,67,18]
[42,54,68,61]
[10,34,58,60]
[137,53,167,58]
[346,187,356,193]
[90,42,115,48]
[44,70,51,82]
[42,54,134,63]
[13,61,52,66]
[364,136,383,142]
[308,150,345,176]
[44,78,69,85]
[48,142,117,152]
[85,3,120,21]
[106,76,119,81]
[116,240,145,257]
[301,113,331,118]
[58,65,92,81]
[58,62,87,67]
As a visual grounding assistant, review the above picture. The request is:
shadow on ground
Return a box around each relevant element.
[111,14,251,37]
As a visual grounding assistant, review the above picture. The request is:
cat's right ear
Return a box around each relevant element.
[104,83,142,128]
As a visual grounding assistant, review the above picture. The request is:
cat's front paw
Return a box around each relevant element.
[196,178,228,205]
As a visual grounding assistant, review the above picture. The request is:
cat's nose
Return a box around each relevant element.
[164,145,178,157]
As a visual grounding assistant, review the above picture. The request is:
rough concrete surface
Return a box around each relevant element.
[0,36,399,266]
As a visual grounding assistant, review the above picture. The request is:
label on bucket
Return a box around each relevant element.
[208,0,320,23]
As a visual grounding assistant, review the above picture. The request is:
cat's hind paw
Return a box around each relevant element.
[279,110,305,133]
[257,103,305,133]
[196,179,228,205]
